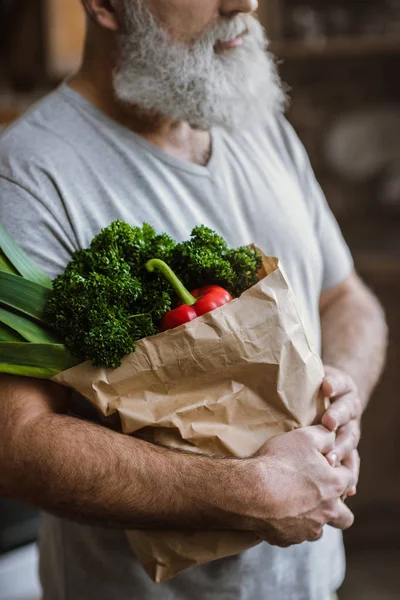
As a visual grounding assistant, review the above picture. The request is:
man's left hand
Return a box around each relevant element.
[321,365,362,497]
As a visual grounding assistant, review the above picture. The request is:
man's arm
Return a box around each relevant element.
[320,270,388,408]
[319,271,388,493]
[0,374,355,543]
[0,374,241,531]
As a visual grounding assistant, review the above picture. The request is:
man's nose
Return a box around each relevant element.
[220,0,259,17]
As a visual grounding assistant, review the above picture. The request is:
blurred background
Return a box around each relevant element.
[0,1,399,599]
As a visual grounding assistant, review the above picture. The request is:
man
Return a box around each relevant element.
[0,1,387,599]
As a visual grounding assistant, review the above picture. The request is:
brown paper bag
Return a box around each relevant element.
[52,250,326,583]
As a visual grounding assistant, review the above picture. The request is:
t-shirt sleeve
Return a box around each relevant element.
[276,115,354,292]
[303,162,354,291]
[0,175,77,279]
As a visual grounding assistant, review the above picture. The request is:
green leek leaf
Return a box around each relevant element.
[0,342,80,373]
[0,307,61,344]
[0,224,52,288]
[0,251,18,275]
[0,322,26,342]
[0,271,51,323]
[0,363,60,379]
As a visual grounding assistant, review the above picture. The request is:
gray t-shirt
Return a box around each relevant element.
[0,84,353,600]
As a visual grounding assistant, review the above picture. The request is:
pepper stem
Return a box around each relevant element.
[146,259,197,306]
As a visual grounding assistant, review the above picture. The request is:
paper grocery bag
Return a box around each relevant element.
[53,249,326,583]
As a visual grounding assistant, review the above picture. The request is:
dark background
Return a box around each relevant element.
[1,1,400,598]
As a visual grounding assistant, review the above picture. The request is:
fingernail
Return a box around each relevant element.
[327,452,338,467]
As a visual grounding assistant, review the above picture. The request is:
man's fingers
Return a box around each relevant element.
[301,425,336,454]
[328,499,355,531]
[326,420,361,465]
[332,463,357,497]
[322,369,353,400]
[322,393,362,432]
[342,450,360,496]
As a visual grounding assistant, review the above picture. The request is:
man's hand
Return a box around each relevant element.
[321,365,362,497]
[244,425,356,547]
[0,375,356,545]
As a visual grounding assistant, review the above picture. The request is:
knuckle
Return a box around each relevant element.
[347,374,357,392]
[333,476,347,497]
[353,395,363,419]
[327,501,355,531]
[344,511,355,530]
[335,403,349,426]
[299,427,314,443]
[342,373,353,394]
[333,446,346,463]
[330,371,344,391]
[307,527,323,542]
[350,428,360,448]
[325,510,338,524]
[344,402,354,423]
[302,426,315,437]
[324,501,339,522]
[268,535,294,548]
[277,540,294,548]
[333,450,343,465]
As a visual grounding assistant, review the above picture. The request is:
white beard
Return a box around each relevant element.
[113,2,286,131]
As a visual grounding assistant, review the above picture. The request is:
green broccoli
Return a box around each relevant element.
[45,221,261,368]
[169,225,261,297]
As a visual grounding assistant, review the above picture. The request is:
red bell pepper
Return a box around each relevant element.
[146,259,232,331]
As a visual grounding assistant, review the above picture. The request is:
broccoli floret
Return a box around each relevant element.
[169,226,260,297]
[45,222,173,367]
[169,226,232,292]
[225,246,262,297]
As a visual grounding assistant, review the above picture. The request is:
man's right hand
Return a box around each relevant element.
[0,374,356,542]
[237,425,356,547]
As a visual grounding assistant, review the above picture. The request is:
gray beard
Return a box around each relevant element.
[112,3,286,131]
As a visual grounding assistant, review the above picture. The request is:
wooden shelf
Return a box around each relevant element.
[271,34,400,59]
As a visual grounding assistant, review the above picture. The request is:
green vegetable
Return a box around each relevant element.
[0,225,70,378]
[0,220,262,372]
[0,271,52,322]
[0,322,26,343]
[45,221,261,368]
[0,252,18,275]
[0,342,79,374]
[0,363,63,378]
[0,307,60,344]
[170,225,262,298]
[0,223,52,288]
[45,221,175,368]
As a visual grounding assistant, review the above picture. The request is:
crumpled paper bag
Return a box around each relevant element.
[52,249,326,583]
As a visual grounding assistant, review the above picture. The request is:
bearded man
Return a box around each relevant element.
[0,1,387,599]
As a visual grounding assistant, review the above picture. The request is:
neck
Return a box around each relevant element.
[68,33,212,166]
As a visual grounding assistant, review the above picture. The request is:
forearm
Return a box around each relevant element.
[0,379,250,531]
[0,376,359,547]
[320,276,388,408]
